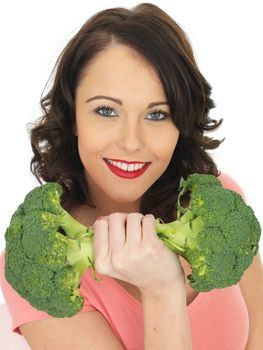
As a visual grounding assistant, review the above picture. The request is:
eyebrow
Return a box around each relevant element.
[85,95,169,108]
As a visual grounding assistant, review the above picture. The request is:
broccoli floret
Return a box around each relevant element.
[5,182,95,317]
[155,173,261,292]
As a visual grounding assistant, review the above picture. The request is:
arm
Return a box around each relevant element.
[20,311,124,349]
[141,284,192,350]
[93,212,192,349]
[20,290,192,350]
[239,252,263,350]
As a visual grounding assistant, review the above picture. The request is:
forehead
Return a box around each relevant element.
[78,45,166,98]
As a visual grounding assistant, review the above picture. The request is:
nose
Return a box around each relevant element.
[116,118,145,153]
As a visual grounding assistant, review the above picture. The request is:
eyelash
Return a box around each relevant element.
[94,104,170,121]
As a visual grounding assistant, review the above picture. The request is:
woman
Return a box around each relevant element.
[1,3,262,349]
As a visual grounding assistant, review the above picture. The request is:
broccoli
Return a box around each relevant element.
[4,174,261,318]
[5,183,95,317]
[155,174,261,292]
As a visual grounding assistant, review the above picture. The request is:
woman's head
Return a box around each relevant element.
[75,44,179,213]
[29,3,223,221]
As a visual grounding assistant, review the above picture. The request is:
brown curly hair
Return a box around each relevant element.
[28,3,223,223]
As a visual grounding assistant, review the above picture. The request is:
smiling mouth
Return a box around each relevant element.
[103,158,151,179]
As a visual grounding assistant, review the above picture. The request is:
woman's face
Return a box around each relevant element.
[75,44,179,213]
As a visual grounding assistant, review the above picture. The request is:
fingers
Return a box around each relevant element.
[93,213,127,276]
[93,217,109,262]
[125,213,144,246]
[141,214,159,244]
[92,213,127,263]
[108,213,126,253]
[92,212,158,277]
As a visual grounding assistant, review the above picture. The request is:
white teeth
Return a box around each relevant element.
[106,159,146,172]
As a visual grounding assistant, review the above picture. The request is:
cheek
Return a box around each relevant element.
[156,129,179,161]
[76,120,103,152]
[76,126,99,166]
[77,130,93,154]
[76,124,113,170]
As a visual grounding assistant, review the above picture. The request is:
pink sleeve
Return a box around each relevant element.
[0,251,95,335]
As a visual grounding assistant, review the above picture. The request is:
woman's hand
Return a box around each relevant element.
[92,212,185,296]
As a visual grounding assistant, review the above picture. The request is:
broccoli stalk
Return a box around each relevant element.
[156,209,204,254]
[66,234,94,279]
[5,174,261,318]
[45,208,96,278]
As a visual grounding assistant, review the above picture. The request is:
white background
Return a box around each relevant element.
[0,0,262,304]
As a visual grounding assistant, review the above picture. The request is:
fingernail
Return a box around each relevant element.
[96,216,104,221]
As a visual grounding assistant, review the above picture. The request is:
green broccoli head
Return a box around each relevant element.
[156,173,261,292]
[5,182,95,317]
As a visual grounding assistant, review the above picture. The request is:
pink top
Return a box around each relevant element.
[0,173,249,349]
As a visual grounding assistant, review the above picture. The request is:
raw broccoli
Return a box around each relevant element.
[155,173,261,291]
[4,183,95,317]
[4,174,261,318]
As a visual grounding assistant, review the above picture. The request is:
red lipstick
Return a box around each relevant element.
[103,159,151,179]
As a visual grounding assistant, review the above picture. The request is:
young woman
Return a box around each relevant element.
[1,3,262,349]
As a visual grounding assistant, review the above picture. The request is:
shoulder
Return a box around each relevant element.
[217,172,246,201]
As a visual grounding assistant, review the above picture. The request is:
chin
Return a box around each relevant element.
[108,191,143,205]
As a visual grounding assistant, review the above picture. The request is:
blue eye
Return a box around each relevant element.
[94,105,117,117]
[94,105,170,121]
[146,109,170,121]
